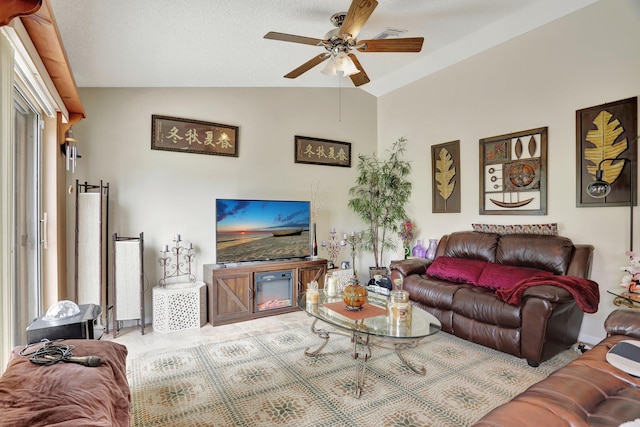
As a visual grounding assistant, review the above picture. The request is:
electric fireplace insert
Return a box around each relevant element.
[255,270,293,312]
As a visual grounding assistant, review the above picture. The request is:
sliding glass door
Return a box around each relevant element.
[12,88,42,346]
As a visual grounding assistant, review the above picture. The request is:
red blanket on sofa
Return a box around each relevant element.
[496,275,600,313]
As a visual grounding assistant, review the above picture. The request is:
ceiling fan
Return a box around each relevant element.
[263,0,424,87]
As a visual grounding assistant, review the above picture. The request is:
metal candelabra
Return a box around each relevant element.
[320,228,346,269]
[344,232,362,277]
[157,234,196,287]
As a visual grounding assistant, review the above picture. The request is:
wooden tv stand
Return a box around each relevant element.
[204,258,327,326]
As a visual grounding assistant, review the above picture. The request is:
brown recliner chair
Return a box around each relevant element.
[473,309,640,426]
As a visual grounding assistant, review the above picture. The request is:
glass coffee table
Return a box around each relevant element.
[297,292,441,398]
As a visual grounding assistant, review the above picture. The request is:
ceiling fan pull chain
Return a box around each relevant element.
[339,76,342,122]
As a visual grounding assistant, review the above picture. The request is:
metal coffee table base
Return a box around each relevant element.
[303,318,426,398]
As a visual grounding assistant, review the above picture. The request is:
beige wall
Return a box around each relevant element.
[69,86,377,315]
[69,0,640,343]
[377,0,640,343]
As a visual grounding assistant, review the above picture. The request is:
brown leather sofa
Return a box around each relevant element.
[390,231,595,366]
[473,309,640,426]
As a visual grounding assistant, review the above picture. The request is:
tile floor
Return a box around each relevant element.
[104,310,310,359]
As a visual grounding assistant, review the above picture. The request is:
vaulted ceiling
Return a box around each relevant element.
[49,0,596,97]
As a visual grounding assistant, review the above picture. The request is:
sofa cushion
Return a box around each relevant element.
[404,274,467,310]
[496,234,574,275]
[443,231,500,262]
[451,286,523,348]
[403,272,471,334]
[477,262,553,290]
[426,256,487,285]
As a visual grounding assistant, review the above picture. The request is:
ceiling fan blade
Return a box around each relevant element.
[284,53,330,79]
[348,54,370,87]
[357,37,424,53]
[264,31,323,46]
[340,0,378,40]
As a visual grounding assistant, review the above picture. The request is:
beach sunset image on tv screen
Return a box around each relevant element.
[215,199,311,263]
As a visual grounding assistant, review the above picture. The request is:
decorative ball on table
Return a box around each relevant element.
[343,278,368,311]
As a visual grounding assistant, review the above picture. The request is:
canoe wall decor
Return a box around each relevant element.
[479,127,548,215]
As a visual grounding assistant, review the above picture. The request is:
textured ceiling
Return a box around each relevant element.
[49,0,597,97]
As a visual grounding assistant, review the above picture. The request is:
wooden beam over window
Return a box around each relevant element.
[0,0,42,26]
[21,0,85,121]
[1,0,85,123]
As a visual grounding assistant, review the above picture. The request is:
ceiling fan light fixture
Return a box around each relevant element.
[337,52,360,76]
[265,0,422,86]
[323,51,359,77]
[321,59,338,76]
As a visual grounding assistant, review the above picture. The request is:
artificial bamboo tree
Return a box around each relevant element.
[348,137,412,270]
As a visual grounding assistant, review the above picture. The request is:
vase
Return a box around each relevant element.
[311,223,318,258]
[426,239,438,260]
[324,274,338,297]
[412,240,426,258]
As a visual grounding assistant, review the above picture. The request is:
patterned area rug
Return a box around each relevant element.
[128,323,577,426]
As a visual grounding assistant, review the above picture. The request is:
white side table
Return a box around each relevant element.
[152,281,207,332]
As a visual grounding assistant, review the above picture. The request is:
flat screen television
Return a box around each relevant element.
[215,198,311,264]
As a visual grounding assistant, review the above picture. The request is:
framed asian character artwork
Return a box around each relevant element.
[479,127,548,215]
[576,97,637,207]
[151,115,239,157]
[431,140,461,213]
[294,136,351,168]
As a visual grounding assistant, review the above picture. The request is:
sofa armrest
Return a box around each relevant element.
[389,258,432,279]
[605,309,640,338]
[521,284,574,303]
